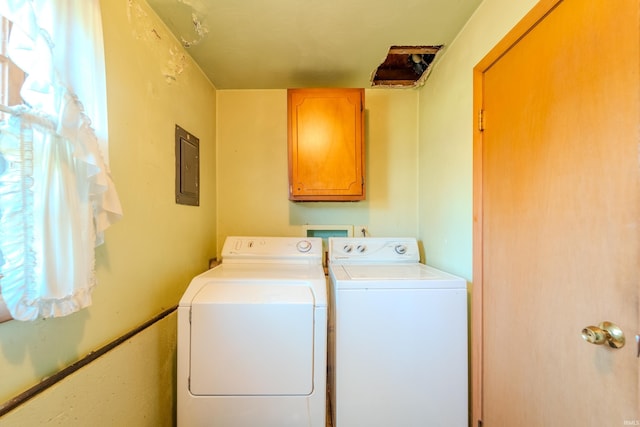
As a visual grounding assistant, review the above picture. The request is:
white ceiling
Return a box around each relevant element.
[146,0,483,89]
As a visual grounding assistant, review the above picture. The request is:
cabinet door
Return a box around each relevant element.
[288,88,365,201]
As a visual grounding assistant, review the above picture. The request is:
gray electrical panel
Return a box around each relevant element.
[175,124,199,206]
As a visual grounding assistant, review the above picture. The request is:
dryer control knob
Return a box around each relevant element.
[296,240,312,253]
[356,244,366,253]
[343,244,353,253]
[395,244,408,255]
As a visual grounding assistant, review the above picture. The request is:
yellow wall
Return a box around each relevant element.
[216,88,419,253]
[0,0,216,415]
[416,0,538,279]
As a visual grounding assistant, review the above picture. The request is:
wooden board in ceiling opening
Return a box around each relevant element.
[371,45,442,87]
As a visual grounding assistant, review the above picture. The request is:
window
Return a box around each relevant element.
[0,17,24,108]
[0,15,21,323]
[0,1,122,322]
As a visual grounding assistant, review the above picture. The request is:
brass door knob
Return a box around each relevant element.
[581,321,625,349]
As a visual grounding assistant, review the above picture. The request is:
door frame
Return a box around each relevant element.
[471,1,562,425]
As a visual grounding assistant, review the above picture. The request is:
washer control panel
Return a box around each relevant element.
[329,237,420,263]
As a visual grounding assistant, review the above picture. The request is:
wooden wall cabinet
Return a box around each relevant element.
[287,88,365,201]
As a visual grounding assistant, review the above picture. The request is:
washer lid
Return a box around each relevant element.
[330,263,466,289]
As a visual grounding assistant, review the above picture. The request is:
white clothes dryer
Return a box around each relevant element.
[178,236,327,427]
[327,237,468,427]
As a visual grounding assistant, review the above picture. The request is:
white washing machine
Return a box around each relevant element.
[177,236,327,427]
[327,237,468,427]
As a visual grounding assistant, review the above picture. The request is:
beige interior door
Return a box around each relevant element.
[472,0,640,425]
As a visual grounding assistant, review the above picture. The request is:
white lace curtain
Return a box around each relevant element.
[0,0,122,320]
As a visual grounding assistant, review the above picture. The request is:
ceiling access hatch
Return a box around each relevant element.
[371,45,442,87]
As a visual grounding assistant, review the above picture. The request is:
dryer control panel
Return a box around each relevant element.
[221,236,323,264]
[328,237,420,263]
